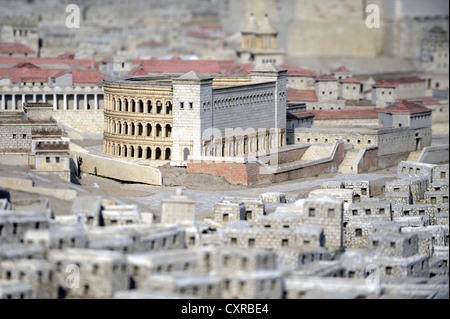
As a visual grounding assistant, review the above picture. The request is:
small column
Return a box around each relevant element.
[63,94,67,110]
[128,123,132,136]
[152,122,156,138]
[53,94,57,110]
[143,124,148,137]
[32,94,36,102]
[74,94,78,110]
[143,147,148,159]
[84,94,88,110]
[42,94,46,102]
[12,94,16,110]
[94,94,98,110]
[162,124,166,139]
[1,94,5,110]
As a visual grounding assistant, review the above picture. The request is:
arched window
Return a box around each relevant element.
[146,124,152,137]
[156,101,162,114]
[156,124,162,137]
[155,147,162,160]
[166,101,172,114]
[183,148,190,161]
[165,148,171,160]
[165,124,172,138]
[147,100,152,113]
[139,100,144,113]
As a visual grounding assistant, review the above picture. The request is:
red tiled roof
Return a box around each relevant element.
[72,70,106,84]
[12,62,40,69]
[379,76,425,84]
[0,42,35,54]
[55,52,75,60]
[339,77,361,84]
[280,64,317,77]
[378,100,432,114]
[397,97,439,106]
[286,88,318,102]
[186,31,211,39]
[127,65,147,76]
[138,40,165,48]
[50,70,71,79]
[131,58,249,75]
[0,68,57,83]
[199,24,223,30]
[0,56,96,69]
[316,74,338,81]
[372,80,397,88]
[333,66,351,73]
[221,63,253,75]
[0,68,106,85]
[311,108,380,120]
[287,111,315,119]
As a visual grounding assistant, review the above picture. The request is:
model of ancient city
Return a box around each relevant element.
[0,0,448,300]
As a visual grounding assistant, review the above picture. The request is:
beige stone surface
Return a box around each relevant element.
[76,152,162,186]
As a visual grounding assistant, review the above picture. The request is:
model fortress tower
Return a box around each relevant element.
[237,13,285,67]
[171,65,287,163]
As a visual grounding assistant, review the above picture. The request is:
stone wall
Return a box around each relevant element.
[355,147,378,173]
[76,152,162,186]
[187,141,344,185]
[53,110,104,134]
[313,118,378,127]
[419,144,449,164]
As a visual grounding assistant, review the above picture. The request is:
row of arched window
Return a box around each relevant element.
[106,96,173,115]
[207,91,275,111]
[104,142,172,160]
[105,119,172,138]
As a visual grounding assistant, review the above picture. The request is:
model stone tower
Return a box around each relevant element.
[171,71,213,164]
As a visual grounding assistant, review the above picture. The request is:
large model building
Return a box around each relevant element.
[102,63,287,164]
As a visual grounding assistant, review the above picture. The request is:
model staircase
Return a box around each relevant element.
[407,150,422,163]
[337,149,359,174]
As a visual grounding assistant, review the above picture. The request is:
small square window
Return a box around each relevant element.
[355,229,362,237]
[180,102,184,109]
[189,102,193,109]
[46,157,50,163]
[22,134,26,139]
[55,157,60,163]
[12,134,17,139]
[308,208,315,217]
